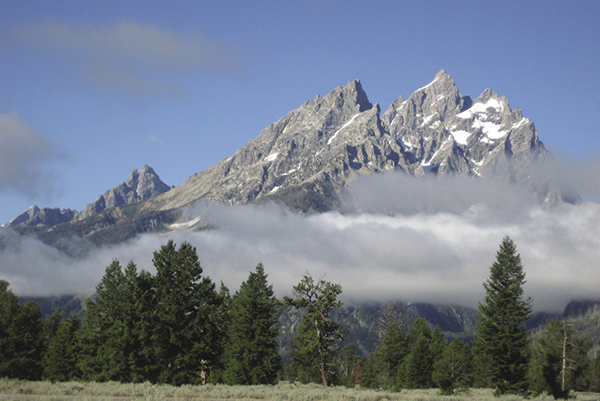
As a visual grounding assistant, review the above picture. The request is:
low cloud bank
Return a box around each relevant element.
[2,189,599,313]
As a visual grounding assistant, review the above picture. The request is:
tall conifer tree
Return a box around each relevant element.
[223,263,281,385]
[77,260,153,382]
[43,314,81,382]
[0,280,44,380]
[476,236,532,395]
[152,240,224,385]
[403,318,434,389]
[284,273,345,387]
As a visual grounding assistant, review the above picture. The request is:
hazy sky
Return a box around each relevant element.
[1,1,600,312]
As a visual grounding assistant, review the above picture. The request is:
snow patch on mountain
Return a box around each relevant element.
[416,77,439,92]
[456,98,504,119]
[451,130,471,145]
[328,113,360,145]
[265,153,279,162]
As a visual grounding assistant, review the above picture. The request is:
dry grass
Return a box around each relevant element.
[0,379,599,401]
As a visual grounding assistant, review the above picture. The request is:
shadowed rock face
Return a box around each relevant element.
[142,70,557,213]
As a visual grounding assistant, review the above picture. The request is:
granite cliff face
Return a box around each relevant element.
[142,70,560,214]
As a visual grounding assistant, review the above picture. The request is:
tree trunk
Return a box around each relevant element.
[320,351,328,386]
[562,322,568,393]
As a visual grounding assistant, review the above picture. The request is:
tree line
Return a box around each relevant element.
[1,237,600,398]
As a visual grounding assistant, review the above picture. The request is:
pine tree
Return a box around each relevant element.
[223,263,281,385]
[368,302,409,390]
[42,314,81,382]
[476,236,532,395]
[152,240,224,385]
[403,318,434,389]
[284,273,345,386]
[207,282,231,384]
[0,280,45,380]
[43,308,64,346]
[432,338,473,395]
[77,260,153,382]
[430,326,447,365]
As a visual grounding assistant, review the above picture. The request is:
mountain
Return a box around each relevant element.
[6,165,170,229]
[80,165,171,218]
[140,70,571,216]
[5,165,173,252]
[5,71,574,245]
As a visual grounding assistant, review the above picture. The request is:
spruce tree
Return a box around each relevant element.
[284,273,345,386]
[366,302,408,390]
[378,317,409,390]
[77,260,153,382]
[223,263,281,385]
[43,314,81,382]
[0,280,44,380]
[432,338,473,395]
[476,236,532,395]
[403,318,434,389]
[152,240,224,385]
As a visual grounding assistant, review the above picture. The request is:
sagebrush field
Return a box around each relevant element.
[1,379,600,401]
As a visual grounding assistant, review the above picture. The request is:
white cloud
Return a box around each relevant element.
[0,111,65,197]
[7,19,245,96]
[2,198,599,314]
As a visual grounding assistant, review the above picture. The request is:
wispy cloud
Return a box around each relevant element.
[0,111,66,198]
[6,19,245,96]
[149,134,164,146]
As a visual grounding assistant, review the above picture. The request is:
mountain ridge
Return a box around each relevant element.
[6,70,574,245]
[6,164,170,229]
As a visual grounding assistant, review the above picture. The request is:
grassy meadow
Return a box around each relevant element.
[1,379,599,401]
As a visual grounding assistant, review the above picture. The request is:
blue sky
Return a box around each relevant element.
[1,0,599,224]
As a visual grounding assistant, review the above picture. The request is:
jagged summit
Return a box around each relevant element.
[6,205,77,228]
[142,70,557,214]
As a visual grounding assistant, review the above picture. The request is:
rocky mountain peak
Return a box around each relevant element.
[81,165,170,218]
[6,165,170,228]
[142,70,565,214]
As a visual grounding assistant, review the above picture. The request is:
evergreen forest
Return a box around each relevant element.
[1,237,600,399]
